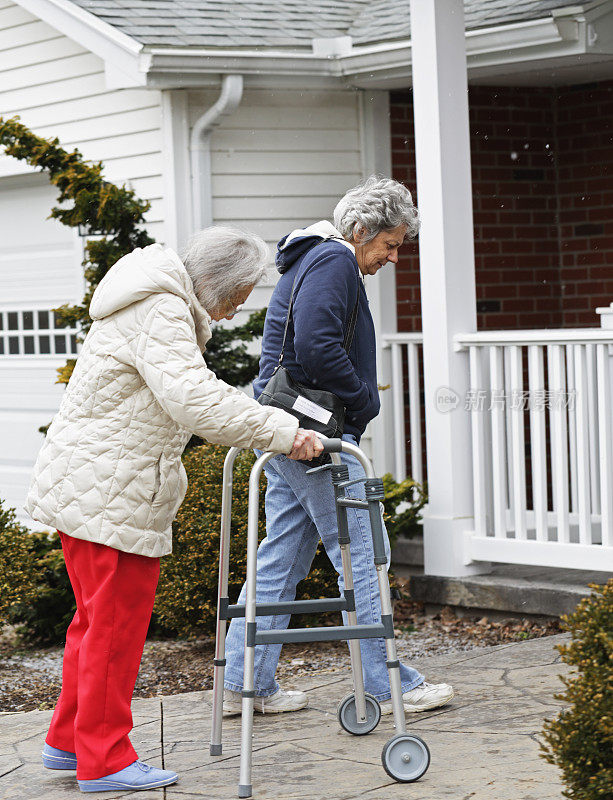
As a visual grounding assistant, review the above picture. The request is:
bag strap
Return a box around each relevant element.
[277,240,360,368]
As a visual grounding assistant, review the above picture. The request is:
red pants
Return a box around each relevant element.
[46,532,160,780]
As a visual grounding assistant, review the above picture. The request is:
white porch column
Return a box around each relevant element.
[160,90,191,252]
[409,0,487,576]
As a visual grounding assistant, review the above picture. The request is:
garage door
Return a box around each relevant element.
[0,174,82,526]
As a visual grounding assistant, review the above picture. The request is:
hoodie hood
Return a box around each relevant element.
[89,243,212,350]
[275,220,355,274]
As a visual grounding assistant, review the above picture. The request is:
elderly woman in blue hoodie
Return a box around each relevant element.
[222,176,454,716]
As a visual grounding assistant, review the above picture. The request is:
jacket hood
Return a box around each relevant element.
[275,220,355,274]
[89,244,212,349]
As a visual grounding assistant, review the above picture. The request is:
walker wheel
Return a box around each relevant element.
[337,692,381,735]
[381,733,430,782]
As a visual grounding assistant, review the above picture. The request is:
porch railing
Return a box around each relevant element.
[380,333,424,484]
[381,328,613,572]
[456,330,613,571]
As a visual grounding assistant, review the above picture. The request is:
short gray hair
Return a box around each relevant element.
[181,226,269,312]
[333,175,420,243]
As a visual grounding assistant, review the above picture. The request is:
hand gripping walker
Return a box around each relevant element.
[209,437,430,797]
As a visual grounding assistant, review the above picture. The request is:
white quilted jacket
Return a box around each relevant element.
[25,244,299,557]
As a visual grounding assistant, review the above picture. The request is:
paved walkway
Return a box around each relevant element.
[0,634,568,800]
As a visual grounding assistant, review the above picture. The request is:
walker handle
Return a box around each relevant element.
[317,436,343,453]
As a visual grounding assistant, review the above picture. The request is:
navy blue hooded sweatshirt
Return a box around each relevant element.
[253,221,380,440]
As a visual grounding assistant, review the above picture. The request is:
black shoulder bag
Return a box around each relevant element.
[258,256,360,444]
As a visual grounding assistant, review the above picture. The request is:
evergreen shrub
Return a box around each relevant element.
[0,499,37,625]
[7,530,75,645]
[540,579,613,799]
[381,474,427,543]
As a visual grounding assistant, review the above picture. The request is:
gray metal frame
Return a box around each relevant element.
[209,438,408,797]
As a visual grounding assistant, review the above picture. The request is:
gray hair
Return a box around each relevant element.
[333,175,420,243]
[181,225,269,312]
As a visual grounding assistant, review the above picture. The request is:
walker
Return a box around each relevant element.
[209,437,430,797]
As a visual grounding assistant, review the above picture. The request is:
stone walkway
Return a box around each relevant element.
[0,634,568,800]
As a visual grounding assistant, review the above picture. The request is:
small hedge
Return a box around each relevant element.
[0,499,38,624]
[381,474,426,543]
[0,509,75,645]
[540,579,613,799]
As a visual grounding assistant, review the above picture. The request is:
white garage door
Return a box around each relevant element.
[0,174,82,526]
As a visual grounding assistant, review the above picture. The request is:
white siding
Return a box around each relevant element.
[0,1,164,521]
[0,177,81,525]
[188,87,363,314]
[0,0,164,241]
[188,87,375,458]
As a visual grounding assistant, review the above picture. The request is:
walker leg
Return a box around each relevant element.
[362,480,407,733]
[237,453,267,798]
[332,457,367,723]
[211,448,240,757]
[377,564,406,733]
[210,623,227,756]
[340,543,368,723]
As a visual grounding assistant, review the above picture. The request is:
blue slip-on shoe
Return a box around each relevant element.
[78,760,178,792]
[42,743,77,770]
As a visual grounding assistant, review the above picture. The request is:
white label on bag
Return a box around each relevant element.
[292,395,333,425]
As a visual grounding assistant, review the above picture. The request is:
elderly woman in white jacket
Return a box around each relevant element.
[25,227,322,793]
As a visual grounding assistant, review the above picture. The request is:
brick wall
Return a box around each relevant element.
[556,82,613,325]
[390,80,613,332]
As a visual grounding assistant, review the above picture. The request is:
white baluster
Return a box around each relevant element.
[504,347,514,533]
[566,345,578,514]
[408,342,423,484]
[596,343,613,547]
[489,346,507,538]
[391,342,406,481]
[528,345,548,541]
[469,346,487,537]
[585,343,601,515]
[509,345,527,539]
[547,345,570,543]
[573,345,592,545]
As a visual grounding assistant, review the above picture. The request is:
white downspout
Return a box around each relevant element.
[190,74,243,232]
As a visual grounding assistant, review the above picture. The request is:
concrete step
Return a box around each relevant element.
[407,564,610,618]
[391,534,424,567]
[391,534,610,617]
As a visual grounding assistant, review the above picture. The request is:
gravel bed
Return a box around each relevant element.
[0,592,560,714]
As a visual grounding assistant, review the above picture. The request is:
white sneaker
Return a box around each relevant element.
[380,681,454,715]
[223,687,309,716]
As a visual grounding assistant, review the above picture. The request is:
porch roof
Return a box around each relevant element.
[68,0,578,49]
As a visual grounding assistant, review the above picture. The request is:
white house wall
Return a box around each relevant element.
[0,175,81,524]
[187,86,376,458]
[0,0,165,522]
[187,87,363,314]
[0,0,164,241]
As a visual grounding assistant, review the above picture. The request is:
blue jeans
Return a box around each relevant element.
[223,434,423,702]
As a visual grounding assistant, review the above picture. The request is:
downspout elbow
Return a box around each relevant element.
[190,74,244,232]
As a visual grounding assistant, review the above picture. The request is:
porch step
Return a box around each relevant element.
[391,534,424,567]
[406,564,609,618]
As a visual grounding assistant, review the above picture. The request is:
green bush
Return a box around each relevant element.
[6,529,75,645]
[154,443,338,637]
[540,579,613,799]
[381,473,427,543]
[0,499,38,625]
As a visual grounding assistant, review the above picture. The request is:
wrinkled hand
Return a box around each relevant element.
[288,429,324,461]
